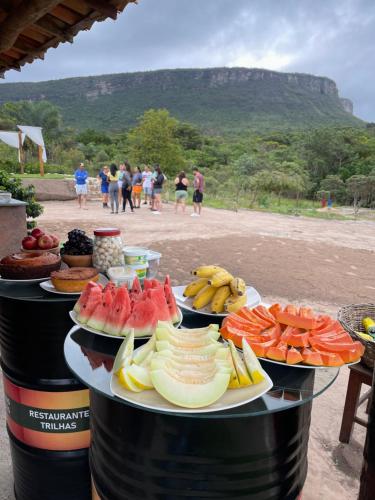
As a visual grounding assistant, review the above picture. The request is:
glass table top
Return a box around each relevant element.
[64,311,340,419]
[0,281,76,303]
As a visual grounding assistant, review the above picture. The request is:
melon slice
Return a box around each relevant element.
[76,286,103,324]
[117,366,142,392]
[228,340,252,386]
[132,334,156,365]
[242,339,265,384]
[126,364,153,390]
[122,298,157,337]
[87,287,113,331]
[156,326,219,343]
[113,330,135,374]
[103,287,131,336]
[150,366,230,408]
[155,341,220,356]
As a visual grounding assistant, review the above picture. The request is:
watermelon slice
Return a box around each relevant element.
[87,288,113,331]
[131,277,142,296]
[76,286,103,324]
[104,281,117,297]
[147,287,171,322]
[143,279,153,290]
[164,277,179,324]
[122,298,157,337]
[73,281,101,314]
[103,287,131,336]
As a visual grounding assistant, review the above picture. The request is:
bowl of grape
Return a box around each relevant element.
[61,229,94,268]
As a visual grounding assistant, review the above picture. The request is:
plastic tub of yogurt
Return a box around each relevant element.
[107,266,137,287]
[128,263,148,281]
[123,246,149,266]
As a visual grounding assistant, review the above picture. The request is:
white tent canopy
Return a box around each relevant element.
[0,131,25,162]
[17,125,47,162]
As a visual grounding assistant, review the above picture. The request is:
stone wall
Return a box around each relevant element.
[21,178,101,201]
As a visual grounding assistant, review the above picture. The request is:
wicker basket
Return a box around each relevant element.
[338,303,375,369]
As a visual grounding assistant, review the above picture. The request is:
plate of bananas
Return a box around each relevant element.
[173,265,261,317]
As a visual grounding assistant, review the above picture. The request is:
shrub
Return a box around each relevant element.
[0,170,43,223]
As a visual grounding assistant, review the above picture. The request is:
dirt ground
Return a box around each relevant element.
[1,199,374,499]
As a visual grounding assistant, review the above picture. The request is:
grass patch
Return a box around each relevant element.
[166,188,356,220]
[13,173,72,179]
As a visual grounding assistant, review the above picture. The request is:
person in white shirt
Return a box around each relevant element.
[142,165,153,205]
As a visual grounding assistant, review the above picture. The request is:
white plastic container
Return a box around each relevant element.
[123,246,149,266]
[107,266,136,287]
[128,263,148,281]
[146,250,162,279]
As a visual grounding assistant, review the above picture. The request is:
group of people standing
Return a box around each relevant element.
[97,163,166,214]
[75,161,204,216]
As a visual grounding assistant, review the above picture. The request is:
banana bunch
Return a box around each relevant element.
[183,266,248,314]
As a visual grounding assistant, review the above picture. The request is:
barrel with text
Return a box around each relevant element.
[4,375,90,451]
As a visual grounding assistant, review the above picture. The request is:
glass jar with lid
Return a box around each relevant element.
[93,228,124,273]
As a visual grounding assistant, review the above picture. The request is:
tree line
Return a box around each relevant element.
[0,100,375,211]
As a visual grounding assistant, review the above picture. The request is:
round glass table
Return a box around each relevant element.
[64,310,339,500]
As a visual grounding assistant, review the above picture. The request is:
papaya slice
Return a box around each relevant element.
[287,330,310,348]
[268,303,282,319]
[225,318,264,335]
[284,304,299,315]
[266,342,287,362]
[246,338,278,358]
[299,306,314,318]
[237,308,270,329]
[261,324,281,341]
[314,332,353,344]
[252,305,276,326]
[276,311,317,330]
[286,347,304,365]
[311,349,345,367]
[302,348,323,366]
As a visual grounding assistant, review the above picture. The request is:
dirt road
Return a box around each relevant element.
[1,200,374,499]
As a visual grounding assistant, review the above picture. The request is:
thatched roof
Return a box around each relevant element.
[0,0,136,77]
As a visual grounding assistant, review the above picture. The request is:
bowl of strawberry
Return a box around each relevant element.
[21,228,60,255]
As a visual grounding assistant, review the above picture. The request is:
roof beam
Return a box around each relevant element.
[83,0,118,20]
[0,0,61,53]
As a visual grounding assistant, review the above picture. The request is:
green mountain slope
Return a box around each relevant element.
[0,67,363,132]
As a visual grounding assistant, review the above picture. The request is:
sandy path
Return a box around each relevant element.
[0,200,373,499]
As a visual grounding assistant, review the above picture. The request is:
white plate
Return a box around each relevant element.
[172,285,261,317]
[0,275,50,283]
[40,274,108,295]
[69,308,183,340]
[258,356,360,370]
[110,345,273,414]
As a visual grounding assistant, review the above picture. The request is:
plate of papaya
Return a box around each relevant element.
[220,303,365,368]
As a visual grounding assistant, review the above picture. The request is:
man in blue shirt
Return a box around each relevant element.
[74,162,88,209]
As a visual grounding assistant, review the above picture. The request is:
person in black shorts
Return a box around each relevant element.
[191,167,204,217]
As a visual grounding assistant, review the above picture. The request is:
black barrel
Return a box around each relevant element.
[0,282,91,500]
[90,389,310,499]
[359,370,375,500]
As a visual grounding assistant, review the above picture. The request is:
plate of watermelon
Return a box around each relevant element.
[220,303,365,369]
[70,276,183,339]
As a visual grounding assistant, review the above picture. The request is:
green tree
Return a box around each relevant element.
[0,100,62,140]
[346,174,375,214]
[320,175,347,203]
[127,109,184,175]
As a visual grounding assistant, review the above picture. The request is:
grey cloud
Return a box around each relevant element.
[2,0,374,120]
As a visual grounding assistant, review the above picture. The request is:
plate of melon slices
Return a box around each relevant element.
[110,323,273,413]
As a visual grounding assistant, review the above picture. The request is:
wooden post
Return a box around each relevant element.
[358,371,375,500]
[18,131,24,174]
[38,145,44,176]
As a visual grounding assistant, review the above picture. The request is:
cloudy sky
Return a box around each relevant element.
[2,0,374,120]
